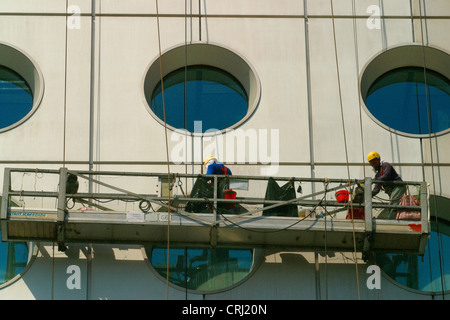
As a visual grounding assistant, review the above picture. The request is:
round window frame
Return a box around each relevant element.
[142,42,261,137]
[360,44,450,138]
[142,246,264,295]
[0,41,45,133]
[371,194,450,296]
[0,241,38,290]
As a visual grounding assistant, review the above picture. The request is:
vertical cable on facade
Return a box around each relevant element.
[63,0,69,168]
[351,0,366,178]
[155,0,173,300]
[419,0,446,298]
[330,0,361,300]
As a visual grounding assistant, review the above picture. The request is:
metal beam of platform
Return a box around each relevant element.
[0,167,430,257]
[3,207,428,255]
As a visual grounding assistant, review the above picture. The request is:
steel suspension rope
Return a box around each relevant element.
[351,0,367,178]
[419,0,446,298]
[330,0,361,300]
[63,0,69,168]
[350,4,379,298]
[155,0,173,300]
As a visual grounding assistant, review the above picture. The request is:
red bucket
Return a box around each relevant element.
[346,208,365,220]
[223,190,237,209]
[335,190,349,203]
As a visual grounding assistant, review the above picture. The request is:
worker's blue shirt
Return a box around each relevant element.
[206,163,232,176]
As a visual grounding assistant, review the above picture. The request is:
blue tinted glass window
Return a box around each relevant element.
[0,232,28,284]
[149,246,254,292]
[365,67,450,135]
[0,66,33,130]
[151,65,248,132]
[375,196,450,292]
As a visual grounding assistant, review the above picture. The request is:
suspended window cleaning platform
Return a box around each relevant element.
[0,168,430,259]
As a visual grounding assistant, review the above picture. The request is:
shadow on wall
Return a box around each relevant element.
[18,243,158,300]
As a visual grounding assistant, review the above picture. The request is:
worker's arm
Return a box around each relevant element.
[378,162,395,181]
[372,183,381,197]
[371,166,384,196]
[371,162,397,196]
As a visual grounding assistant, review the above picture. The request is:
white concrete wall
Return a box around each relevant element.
[0,0,449,299]
[0,244,433,300]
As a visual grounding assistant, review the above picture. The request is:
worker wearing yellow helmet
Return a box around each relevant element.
[367,151,380,162]
[203,156,232,176]
[367,151,405,219]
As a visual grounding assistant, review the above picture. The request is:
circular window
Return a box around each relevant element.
[0,42,44,133]
[145,246,260,293]
[361,45,450,137]
[375,195,450,293]
[0,66,33,129]
[151,65,248,132]
[0,234,29,285]
[143,43,260,133]
[0,196,34,287]
[365,67,450,135]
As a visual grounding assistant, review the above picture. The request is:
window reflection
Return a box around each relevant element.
[0,235,28,284]
[0,66,33,130]
[375,196,450,293]
[365,67,450,135]
[151,65,248,132]
[149,246,254,292]
[0,197,29,284]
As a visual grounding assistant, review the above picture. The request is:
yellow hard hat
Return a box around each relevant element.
[203,156,217,166]
[367,151,380,162]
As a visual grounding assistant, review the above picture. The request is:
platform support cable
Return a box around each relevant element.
[216,191,323,235]
[418,0,445,297]
[0,168,11,241]
[213,175,218,225]
[351,0,366,179]
[323,179,329,300]
[63,0,69,168]
[183,0,190,189]
[51,241,55,300]
[155,0,174,299]
[330,0,360,299]
[363,177,373,263]
[67,171,212,226]
[56,167,68,252]
[227,181,351,223]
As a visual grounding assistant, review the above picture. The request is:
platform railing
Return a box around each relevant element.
[1,167,429,256]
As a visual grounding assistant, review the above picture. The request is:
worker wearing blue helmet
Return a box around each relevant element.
[203,156,232,176]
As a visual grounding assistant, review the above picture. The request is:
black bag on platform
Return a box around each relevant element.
[263,178,297,217]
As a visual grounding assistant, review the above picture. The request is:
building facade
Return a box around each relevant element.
[0,0,449,300]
